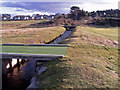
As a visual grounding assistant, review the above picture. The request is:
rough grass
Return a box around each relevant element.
[37,25,119,88]
[2,45,68,55]
[2,26,65,44]
[2,20,49,29]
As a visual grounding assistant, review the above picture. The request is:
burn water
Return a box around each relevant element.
[2,60,36,90]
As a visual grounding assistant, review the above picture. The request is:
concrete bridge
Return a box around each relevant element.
[1,44,68,75]
[1,25,76,75]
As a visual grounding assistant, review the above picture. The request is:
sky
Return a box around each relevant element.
[0,0,119,16]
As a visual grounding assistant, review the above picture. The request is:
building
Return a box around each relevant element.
[47,15,55,20]
[2,14,11,20]
[32,14,43,20]
[13,15,32,20]
[32,14,55,20]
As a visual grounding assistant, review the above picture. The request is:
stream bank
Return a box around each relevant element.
[27,26,76,89]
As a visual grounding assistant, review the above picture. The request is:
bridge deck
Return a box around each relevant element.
[1,44,68,60]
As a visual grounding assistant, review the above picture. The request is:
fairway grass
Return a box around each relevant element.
[2,46,68,55]
[77,26,118,41]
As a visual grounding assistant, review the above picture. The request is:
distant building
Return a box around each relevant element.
[2,14,11,20]
[54,13,60,18]
[32,14,55,20]
[32,14,43,20]
[43,14,48,19]
[0,15,2,20]
[47,15,55,20]
[13,15,32,20]
[1,13,62,21]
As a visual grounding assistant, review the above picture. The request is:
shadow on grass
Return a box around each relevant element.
[21,21,55,28]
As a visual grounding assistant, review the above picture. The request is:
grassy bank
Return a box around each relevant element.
[62,26,118,47]
[37,25,118,88]
[2,26,65,44]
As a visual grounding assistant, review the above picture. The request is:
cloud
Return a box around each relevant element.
[71,2,118,12]
[0,7,53,16]
[0,1,119,16]
[1,0,119,2]
[2,2,69,13]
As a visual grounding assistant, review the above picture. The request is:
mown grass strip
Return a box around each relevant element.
[2,46,68,55]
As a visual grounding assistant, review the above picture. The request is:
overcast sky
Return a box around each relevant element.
[0,0,119,16]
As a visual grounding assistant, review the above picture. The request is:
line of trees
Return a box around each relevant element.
[67,6,120,20]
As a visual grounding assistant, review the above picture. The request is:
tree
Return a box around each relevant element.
[70,6,87,20]
[70,6,80,20]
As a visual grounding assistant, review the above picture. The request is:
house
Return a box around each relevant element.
[32,14,43,20]
[32,14,55,20]
[47,15,55,20]
[54,13,61,18]
[0,15,2,20]
[2,14,11,20]
[43,14,48,19]
[13,15,32,20]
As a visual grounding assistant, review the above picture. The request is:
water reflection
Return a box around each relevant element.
[6,59,18,69]
[2,59,36,89]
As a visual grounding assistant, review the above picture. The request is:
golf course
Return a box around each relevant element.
[2,20,119,88]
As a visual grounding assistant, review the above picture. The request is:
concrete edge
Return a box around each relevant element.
[0,53,64,57]
[2,44,68,47]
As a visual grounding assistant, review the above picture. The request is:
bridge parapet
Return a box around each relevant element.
[1,53,64,60]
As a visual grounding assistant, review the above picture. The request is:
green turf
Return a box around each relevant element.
[1,46,68,55]
[77,26,118,41]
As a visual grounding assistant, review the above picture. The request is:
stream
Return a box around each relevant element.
[2,60,36,90]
